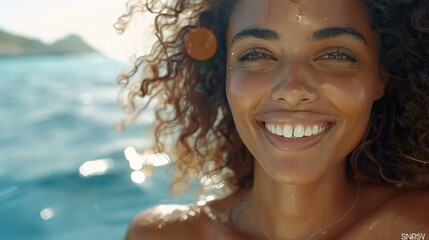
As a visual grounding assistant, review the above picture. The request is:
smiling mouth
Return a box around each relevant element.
[264,122,330,139]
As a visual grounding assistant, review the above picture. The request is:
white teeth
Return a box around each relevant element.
[267,123,273,133]
[276,125,282,135]
[283,125,293,138]
[318,125,325,134]
[265,123,328,139]
[293,125,304,137]
[304,126,312,136]
[312,125,319,135]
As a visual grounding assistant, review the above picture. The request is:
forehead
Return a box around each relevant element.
[228,0,372,38]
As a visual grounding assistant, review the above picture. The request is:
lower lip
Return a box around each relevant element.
[260,124,331,151]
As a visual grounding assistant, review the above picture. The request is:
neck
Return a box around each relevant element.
[240,162,360,239]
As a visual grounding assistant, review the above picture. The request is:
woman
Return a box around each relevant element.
[119,0,429,239]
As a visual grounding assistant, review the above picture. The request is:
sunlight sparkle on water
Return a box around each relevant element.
[125,147,171,184]
[131,171,146,183]
[79,158,112,177]
[143,152,170,166]
[80,92,94,105]
[40,207,55,220]
[124,146,140,162]
[124,146,171,168]
[129,159,144,170]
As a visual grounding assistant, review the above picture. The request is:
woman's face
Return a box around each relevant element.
[226,0,386,184]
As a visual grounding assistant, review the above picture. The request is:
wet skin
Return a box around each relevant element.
[226,0,386,185]
[225,0,389,238]
[126,0,429,239]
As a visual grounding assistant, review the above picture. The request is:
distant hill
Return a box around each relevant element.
[0,29,99,56]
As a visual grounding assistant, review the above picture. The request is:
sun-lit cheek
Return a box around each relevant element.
[320,77,374,120]
[226,75,251,143]
[228,70,269,102]
[226,71,268,138]
[226,74,250,110]
[226,73,243,98]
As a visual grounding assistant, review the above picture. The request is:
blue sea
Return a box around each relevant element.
[0,55,194,240]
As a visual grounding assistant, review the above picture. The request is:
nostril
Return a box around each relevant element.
[275,97,287,103]
[272,87,317,106]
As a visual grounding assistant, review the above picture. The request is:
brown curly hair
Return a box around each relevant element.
[116,0,429,194]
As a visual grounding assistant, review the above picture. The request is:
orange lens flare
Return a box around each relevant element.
[184,27,217,61]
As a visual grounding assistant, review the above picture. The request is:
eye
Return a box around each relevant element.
[238,48,277,62]
[316,50,357,63]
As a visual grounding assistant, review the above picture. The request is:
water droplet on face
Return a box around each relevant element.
[295,14,304,23]
[393,215,408,223]
[366,224,374,230]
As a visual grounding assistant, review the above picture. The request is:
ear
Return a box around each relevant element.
[374,70,389,101]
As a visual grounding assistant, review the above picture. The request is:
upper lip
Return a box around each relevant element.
[255,111,336,126]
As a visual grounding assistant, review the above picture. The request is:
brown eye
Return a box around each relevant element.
[238,48,277,62]
[317,50,357,63]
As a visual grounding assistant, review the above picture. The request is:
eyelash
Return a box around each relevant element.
[238,48,276,62]
[237,48,357,63]
[316,50,357,63]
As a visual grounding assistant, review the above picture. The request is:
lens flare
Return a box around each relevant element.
[184,27,217,61]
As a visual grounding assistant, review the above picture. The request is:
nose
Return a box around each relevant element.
[271,63,317,107]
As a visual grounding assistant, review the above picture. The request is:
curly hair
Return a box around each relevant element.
[116,0,429,194]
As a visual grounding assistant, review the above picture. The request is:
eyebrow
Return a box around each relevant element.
[231,27,367,45]
[312,27,367,44]
[231,28,280,45]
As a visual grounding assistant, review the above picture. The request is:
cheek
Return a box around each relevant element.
[321,75,377,118]
[226,72,269,114]
[226,73,247,131]
[226,72,272,149]
[321,76,377,148]
[319,76,378,159]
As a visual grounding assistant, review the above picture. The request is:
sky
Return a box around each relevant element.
[0,0,153,59]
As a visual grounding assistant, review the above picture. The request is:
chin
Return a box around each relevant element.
[258,158,330,185]
[255,153,345,185]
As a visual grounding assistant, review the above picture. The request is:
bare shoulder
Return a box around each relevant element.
[125,191,247,240]
[383,188,429,232]
[125,204,205,240]
[343,186,429,239]
[367,188,429,239]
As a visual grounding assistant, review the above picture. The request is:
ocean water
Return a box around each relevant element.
[0,56,194,240]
